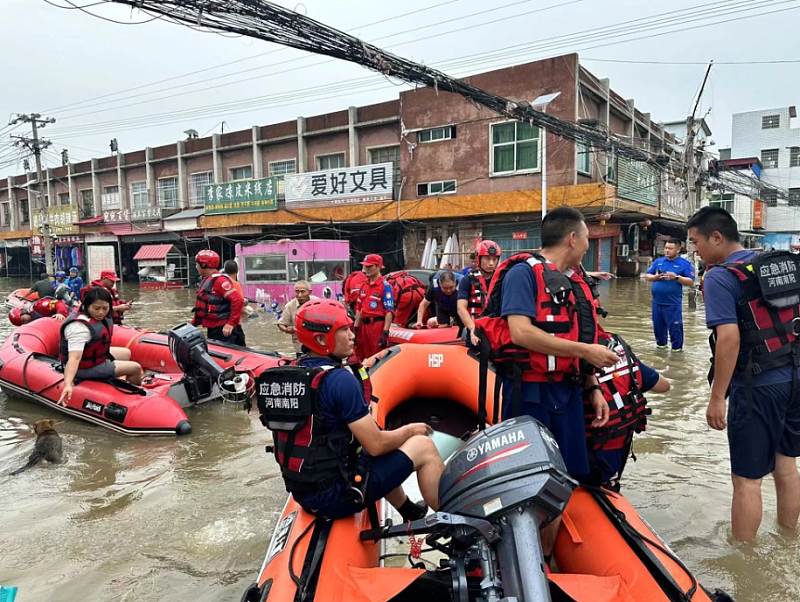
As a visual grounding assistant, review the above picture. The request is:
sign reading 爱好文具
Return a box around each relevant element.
[284,163,394,208]
[203,177,278,215]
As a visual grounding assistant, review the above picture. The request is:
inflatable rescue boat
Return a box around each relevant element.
[0,319,283,435]
[387,325,462,346]
[5,288,37,309]
[241,344,733,602]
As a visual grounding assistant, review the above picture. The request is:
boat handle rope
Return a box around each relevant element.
[21,353,65,397]
[125,329,156,349]
[288,518,317,591]
[589,486,698,601]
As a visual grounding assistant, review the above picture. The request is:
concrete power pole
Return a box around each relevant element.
[684,61,713,218]
[10,113,56,275]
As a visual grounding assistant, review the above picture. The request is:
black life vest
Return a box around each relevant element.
[385,271,425,327]
[707,250,800,384]
[466,269,489,317]
[256,358,372,497]
[59,312,114,370]
[193,273,233,324]
[585,333,649,451]
[475,253,598,383]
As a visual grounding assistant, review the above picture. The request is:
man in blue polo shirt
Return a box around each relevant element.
[688,207,800,542]
[645,238,695,351]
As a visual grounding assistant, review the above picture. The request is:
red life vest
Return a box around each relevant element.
[585,333,649,451]
[59,313,114,370]
[475,253,597,383]
[256,358,372,498]
[706,251,800,388]
[385,271,425,327]
[193,273,233,325]
[466,269,489,317]
[344,271,369,309]
[30,297,66,320]
[88,280,125,325]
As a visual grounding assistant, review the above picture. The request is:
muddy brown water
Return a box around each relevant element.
[0,279,796,601]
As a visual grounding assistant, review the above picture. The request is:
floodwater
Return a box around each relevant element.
[0,278,795,602]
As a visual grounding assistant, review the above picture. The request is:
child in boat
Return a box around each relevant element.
[259,299,444,521]
[57,286,143,406]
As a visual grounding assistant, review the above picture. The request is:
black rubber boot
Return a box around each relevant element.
[397,497,428,522]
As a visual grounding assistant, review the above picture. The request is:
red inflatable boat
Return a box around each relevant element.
[0,319,284,436]
[387,325,461,346]
[5,288,38,309]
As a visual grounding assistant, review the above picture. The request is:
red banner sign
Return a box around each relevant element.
[753,200,764,229]
[512,232,528,240]
[30,235,43,256]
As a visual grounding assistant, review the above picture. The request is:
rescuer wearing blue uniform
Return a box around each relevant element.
[689,206,800,542]
[645,239,695,351]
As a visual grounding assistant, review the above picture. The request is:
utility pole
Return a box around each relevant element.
[684,61,713,217]
[9,113,56,275]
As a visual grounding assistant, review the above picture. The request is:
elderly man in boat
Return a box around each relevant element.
[258,299,443,521]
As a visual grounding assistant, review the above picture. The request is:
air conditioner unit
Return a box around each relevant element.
[616,244,630,257]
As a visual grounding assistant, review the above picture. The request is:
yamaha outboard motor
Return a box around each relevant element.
[439,416,576,602]
[168,323,240,404]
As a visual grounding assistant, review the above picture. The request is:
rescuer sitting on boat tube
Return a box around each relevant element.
[57,286,143,406]
[258,299,443,521]
[8,297,70,326]
[192,250,245,345]
[414,270,460,329]
[457,240,501,345]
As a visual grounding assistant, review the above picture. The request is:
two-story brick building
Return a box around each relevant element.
[0,53,688,280]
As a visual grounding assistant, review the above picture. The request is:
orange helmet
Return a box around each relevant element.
[295,300,353,356]
[8,308,23,326]
[477,240,501,257]
[195,250,221,269]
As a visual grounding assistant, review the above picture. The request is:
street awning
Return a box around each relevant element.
[133,244,174,261]
[75,216,104,226]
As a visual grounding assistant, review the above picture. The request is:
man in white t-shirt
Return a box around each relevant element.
[277,281,319,354]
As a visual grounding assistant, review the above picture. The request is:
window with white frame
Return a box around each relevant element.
[417,180,457,196]
[104,185,119,195]
[130,181,148,211]
[316,153,346,171]
[761,148,779,168]
[369,146,401,197]
[189,171,213,207]
[418,126,456,143]
[244,254,287,283]
[19,198,30,224]
[762,114,780,129]
[709,193,734,214]
[761,189,778,206]
[491,122,540,175]
[606,156,617,184]
[229,165,252,181]
[577,141,592,175]
[789,188,800,207]
[79,189,94,218]
[269,159,297,200]
[157,177,179,209]
[57,193,70,206]
[790,147,800,168]
[1,202,9,226]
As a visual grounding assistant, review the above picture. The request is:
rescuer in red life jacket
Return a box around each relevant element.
[57,287,143,406]
[457,240,501,345]
[89,270,131,325]
[257,299,443,520]
[192,250,245,345]
[689,206,800,542]
[8,297,70,326]
[353,254,394,361]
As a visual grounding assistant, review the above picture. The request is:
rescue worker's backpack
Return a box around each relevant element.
[385,271,426,327]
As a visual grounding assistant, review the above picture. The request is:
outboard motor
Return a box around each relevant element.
[168,323,250,405]
[438,416,575,601]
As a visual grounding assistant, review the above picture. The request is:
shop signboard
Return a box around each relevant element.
[30,235,43,256]
[284,163,393,208]
[104,207,163,222]
[618,158,659,207]
[203,177,278,214]
[32,204,79,235]
[512,232,527,240]
[753,200,765,229]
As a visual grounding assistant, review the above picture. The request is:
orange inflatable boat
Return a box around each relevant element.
[387,325,462,346]
[241,344,732,602]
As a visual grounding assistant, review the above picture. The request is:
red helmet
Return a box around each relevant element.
[8,308,23,326]
[477,240,501,257]
[295,300,353,355]
[195,250,221,269]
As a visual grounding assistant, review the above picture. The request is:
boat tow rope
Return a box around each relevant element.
[588,486,699,602]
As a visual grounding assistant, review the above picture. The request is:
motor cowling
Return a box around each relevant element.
[438,416,575,526]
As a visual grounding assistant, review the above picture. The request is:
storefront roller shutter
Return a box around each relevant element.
[481,223,541,260]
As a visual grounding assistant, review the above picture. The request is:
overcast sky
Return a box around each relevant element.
[2,0,799,173]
